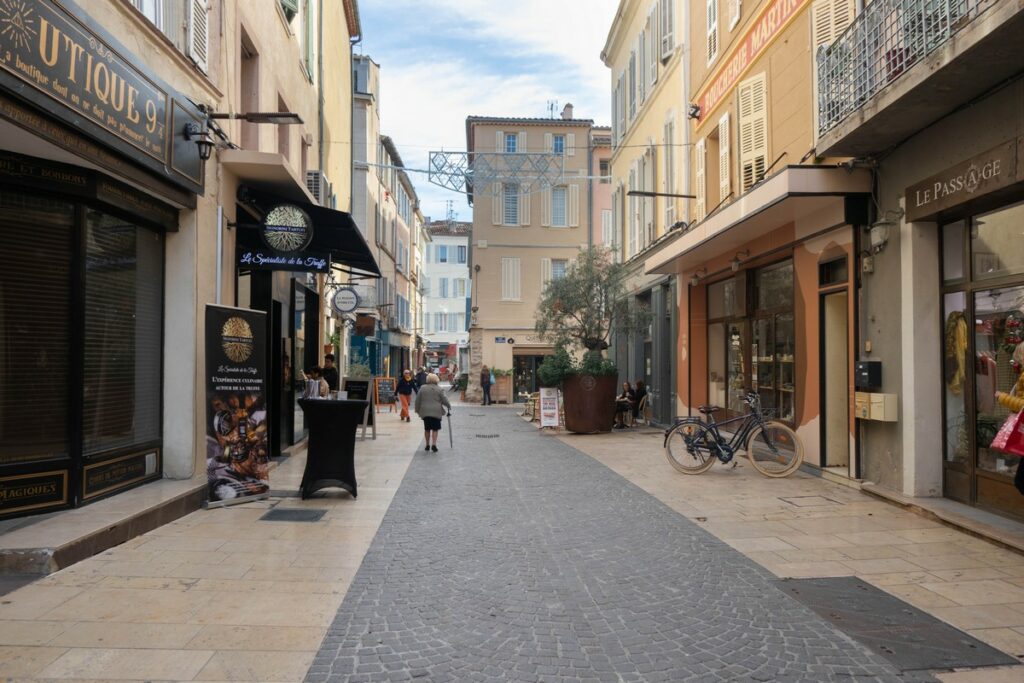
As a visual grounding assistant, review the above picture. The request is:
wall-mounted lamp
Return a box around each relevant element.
[687,103,701,120]
[868,209,903,254]
[209,111,304,125]
[731,249,750,272]
[689,268,707,288]
[184,122,215,161]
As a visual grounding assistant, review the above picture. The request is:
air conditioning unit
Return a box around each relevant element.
[387,315,400,331]
[305,170,332,207]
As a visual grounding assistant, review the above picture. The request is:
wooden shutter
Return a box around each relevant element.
[660,0,674,59]
[644,145,655,244]
[812,0,856,49]
[648,6,658,86]
[738,73,768,191]
[694,138,706,220]
[718,112,731,202]
[568,183,580,228]
[544,133,553,153]
[518,131,527,153]
[495,130,504,152]
[187,0,209,73]
[491,182,502,225]
[520,187,531,226]
[706,0,718,63]
[638,30,647,104]
[541,188,552,227]
[567,133,576,157]
[541,257,552,289]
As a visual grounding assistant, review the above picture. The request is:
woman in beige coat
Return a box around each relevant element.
[414,373,451,452]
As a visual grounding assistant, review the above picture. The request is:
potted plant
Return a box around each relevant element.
[535,247,650,433]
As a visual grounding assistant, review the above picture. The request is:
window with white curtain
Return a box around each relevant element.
[552,187,567,227]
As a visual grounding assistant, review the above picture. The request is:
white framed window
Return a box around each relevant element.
[134,0,164,29]
[664,115,676,227]
[437,245,448,263]
[729,0,742,30]
[457,245,467,263]
[439,278,449,298]
[505,133,518,153]
[501,257,521,301]
[600,160,611,183]
[447,313,458,331]
[503,183,520,225]
[551,259,568,281]
[707,0,719,64]
[552,187,567,227]
[738,72,768,191]
[628,49,637,120]
[553,135,565,155]
[434,312,446,332]
[659,0,675,60]
[454,278,467,297]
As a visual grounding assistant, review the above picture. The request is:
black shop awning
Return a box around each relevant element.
[237,188,381,277]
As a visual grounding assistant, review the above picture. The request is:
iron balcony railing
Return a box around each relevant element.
[816,0,998,139]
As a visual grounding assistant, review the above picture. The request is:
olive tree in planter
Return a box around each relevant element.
[535,247,650,433]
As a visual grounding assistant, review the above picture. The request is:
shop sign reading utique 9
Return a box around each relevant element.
[0,0,169,161]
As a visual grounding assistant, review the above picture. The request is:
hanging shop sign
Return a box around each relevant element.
[332,287,360,315]
[204,305,270,507]
[237,247,330,273]
[905,139,1022,222]
[261,204,315,253]
[0,0,205,193]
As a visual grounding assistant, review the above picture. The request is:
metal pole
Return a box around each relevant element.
[215,205,223,304]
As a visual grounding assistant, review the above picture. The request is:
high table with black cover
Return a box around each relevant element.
[297,398,369,498]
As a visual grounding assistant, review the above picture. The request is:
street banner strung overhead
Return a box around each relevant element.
[204,305,270,507]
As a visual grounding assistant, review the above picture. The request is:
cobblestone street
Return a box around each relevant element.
[307,409,927,682]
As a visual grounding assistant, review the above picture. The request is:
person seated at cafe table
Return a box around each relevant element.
[614,381,636,429]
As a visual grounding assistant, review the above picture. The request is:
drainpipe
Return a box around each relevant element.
[587,129,594,246]
[215,205,224,304]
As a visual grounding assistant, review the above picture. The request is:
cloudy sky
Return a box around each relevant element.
[359,0,618,222]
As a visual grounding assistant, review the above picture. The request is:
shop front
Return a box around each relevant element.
[646,166,870,477]
[909,140,1024,519]
[0,0,206,518]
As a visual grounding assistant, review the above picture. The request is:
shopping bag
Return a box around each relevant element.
[991,411,1024,457]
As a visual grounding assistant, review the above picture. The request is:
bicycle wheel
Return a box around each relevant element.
[665,421,718,474]
[746,421,803,477]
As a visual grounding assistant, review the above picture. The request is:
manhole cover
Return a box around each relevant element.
[259,508,326,522]
[778,577,1017,671]
[469,413,486,417]
[475,434,500,438]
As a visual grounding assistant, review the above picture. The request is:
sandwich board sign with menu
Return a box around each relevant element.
[204,305,270,508]
[374,377,397,412]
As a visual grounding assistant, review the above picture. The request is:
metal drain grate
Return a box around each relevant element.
[778,577,1017,671]
[475,434,501,438]
[469,413,486,417]
[259,508,327,522]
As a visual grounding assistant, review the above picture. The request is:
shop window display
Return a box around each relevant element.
[974,285,1024,476]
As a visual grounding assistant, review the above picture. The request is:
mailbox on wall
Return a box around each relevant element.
[855,361,882,390]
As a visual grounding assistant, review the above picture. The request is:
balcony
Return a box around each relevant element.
[816,0,1024,157]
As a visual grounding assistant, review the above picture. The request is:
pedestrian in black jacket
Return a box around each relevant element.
[397,369,417,422]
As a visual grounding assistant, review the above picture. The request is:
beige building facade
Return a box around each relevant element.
[602,0,687,424]
[466,109,610,402]
[0,0,366,518]
[641,0,867,478]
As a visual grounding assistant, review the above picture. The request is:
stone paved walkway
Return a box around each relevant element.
[307,410,928,682]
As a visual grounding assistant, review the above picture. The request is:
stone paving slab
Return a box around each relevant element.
[307,410,934,682]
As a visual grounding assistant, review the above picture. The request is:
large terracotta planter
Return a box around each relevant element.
[562,374,617,433]
[493,375,512,403]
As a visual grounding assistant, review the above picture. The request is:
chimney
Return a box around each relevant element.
[561,103,574,120]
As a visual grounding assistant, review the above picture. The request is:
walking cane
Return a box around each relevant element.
[447,410,454,449]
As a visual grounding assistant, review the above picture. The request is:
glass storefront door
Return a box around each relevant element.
[941,201,1024,519]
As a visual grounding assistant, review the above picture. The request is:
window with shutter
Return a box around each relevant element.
[812,0,856,49]
[644,146,655,245]
[503,183,519,225]
[439,278,449,298]
[495,130,505,152]
[694,138,706,220]
[567,133,576,157]
[738,73,768,191]
[303,0,314,80]
[628,164,638,257]
[628,49,637,120]
[718,112,731,203]
[520,187,531,226]
[602,209,613,247]
[506,133,518,153]
[638,30,647,105]
[491,182,502,225]
[660,0,674,59]
[706,0,718,64]
[664,115,676,227]
[541,257,552,289]
[187,0,209,73]
[551,259,568,281]
[648,6,658,87]
[545,133,554,153]
[617,74,627,138]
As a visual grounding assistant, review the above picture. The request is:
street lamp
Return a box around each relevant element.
[626,190,696,199]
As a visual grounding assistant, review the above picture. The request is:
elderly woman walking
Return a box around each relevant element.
[414,373,451,452]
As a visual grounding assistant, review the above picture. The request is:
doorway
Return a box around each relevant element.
[821,290,850,471]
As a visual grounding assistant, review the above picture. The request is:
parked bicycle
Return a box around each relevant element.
[663,392,803,477]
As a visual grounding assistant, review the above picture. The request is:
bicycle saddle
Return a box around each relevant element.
[697,405,722,415]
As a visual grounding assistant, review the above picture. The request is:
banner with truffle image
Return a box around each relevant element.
[205,305,270,506]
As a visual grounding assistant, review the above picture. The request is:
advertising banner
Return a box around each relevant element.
[205,305,270,507]
[540,387,560,428]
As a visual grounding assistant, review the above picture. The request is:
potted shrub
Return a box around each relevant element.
[535,247,649,433]
[492,368,512,403]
